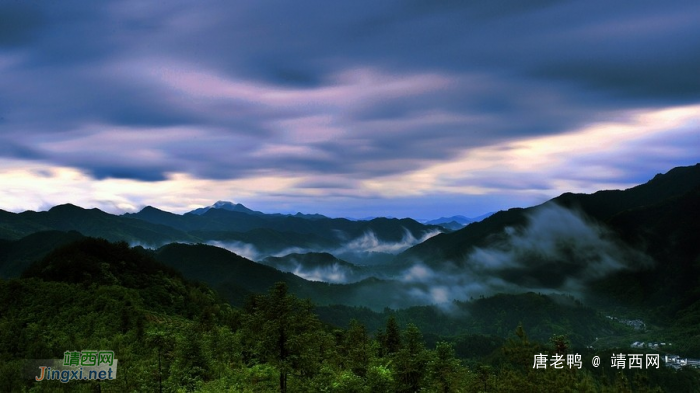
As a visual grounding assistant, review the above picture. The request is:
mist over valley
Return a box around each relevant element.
[2,164,698,312]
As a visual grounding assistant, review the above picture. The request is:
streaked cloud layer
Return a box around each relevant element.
[1,0,699,217]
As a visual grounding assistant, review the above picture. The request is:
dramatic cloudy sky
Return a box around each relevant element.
[1,0,699,218]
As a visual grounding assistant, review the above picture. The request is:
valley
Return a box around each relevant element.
[1,164,699,391]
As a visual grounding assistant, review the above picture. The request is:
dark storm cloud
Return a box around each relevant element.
[1,0,699,183]
[89,166,169,182]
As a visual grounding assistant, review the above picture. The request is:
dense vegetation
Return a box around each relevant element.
[1,238,699,392]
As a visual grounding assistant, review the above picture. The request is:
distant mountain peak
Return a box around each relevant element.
[292,212,328,220]
[188,201,258,215]
[48,203,83,211]
[139,205,164,213]
[425,212,495,227]
[213,201,241,208]
[47,204,106,215]
[187,201,330,219]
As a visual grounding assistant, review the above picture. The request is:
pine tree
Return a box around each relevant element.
[394,323,429,393]
[382,315,402,356]
[241,282,325,393]
[344,319,370,377]
[428,342,461,393]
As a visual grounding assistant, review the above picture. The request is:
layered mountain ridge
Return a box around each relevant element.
[0,163,698,316]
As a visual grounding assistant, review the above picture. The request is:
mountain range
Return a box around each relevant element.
[1,164,699,322]
[0,200,444,262]
[423,212,495,230]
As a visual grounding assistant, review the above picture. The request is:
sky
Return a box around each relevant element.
[1,0,699,219]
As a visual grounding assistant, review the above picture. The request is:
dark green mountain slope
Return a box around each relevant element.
[316,292,616,350]
[1,237,242,392]
[607,184,700,262]
[397,163,700,266]
[589,184,700,314]
[0,209,50,240]
[0,230,84,279]
[22,237,186,293]
[554,163,700,221]
[154,242,308,304]
[394,165,700,342]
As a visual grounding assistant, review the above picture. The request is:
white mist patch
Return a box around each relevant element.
[201,228,443,285]
[291,263,348,283]
[508,205,618,266]
[399,262,506,309]
[467,247,519,271]
[464,203,653,294]
[270,246,314,258]
[392,204,654,309]
[128,241,160,250]
[203,228,441,267]
[336,228,441,255]
[430,287,449,303]
[402,264,436,282]
[129,240,195,250]
[207,240,261,261]
[255,228,443,279]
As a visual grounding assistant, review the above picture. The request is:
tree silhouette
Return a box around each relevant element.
[241,282,324,393]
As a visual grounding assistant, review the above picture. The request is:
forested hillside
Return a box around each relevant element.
[2,238,699,391]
